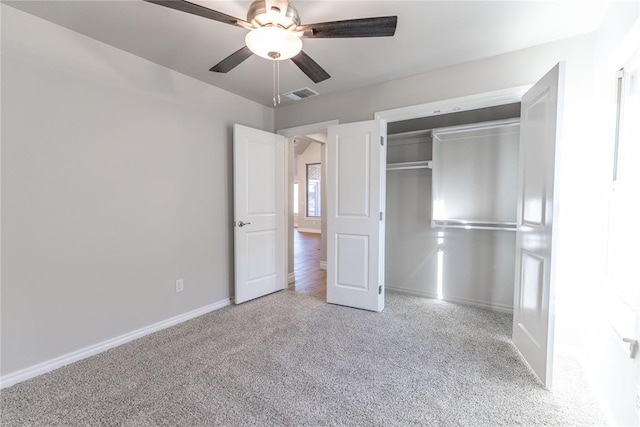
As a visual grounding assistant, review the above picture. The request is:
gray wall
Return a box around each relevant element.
[1,5,273,376]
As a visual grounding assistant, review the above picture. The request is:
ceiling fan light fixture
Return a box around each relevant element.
[245,27,302,60]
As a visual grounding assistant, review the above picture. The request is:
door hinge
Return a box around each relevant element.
[378,285,382,295]
[380,136,385,146]
[379,212,384,221]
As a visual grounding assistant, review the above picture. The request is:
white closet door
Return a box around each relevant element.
[512,63,564,389]
[327,120,386,312]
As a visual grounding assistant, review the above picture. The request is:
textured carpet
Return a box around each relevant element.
[1,291,607,426]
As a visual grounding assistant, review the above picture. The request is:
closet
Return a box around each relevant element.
[384,105,520,313]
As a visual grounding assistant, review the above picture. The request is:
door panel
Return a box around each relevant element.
[337,135,371,217]
[513,63,564,389]
[521,91,549,227]
[234,124,286,304]
[327,120,386,312]
[247,140,276,214]
[518,250,544,347]
[336,234,369,290]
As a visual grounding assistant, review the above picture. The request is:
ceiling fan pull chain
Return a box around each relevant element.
[272,59,277,107]
[271,59,282,106]
[276,60,281,105]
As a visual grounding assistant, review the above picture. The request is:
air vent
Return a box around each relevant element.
[284,87,319,101]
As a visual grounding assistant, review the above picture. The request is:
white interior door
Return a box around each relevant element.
[327,120,386,312]
[234,124,286,304]
[512,63,564,389]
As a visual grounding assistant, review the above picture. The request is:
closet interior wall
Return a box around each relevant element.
[385,106,520,313]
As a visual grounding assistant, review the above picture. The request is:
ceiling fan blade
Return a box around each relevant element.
[298,16,397,38]
[291,51,330,84]
[143,0,251,29]
[210,46,253,73]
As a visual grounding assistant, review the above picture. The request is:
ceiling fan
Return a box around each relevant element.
[144,0,398,84]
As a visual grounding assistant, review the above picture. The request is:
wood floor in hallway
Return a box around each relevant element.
[293,228,326,301]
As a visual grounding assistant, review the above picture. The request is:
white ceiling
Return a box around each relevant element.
[5,0,609,107]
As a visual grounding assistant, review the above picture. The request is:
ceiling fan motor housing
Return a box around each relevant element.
[247,0,300,29]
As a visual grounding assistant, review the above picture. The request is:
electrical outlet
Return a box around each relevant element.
[175,279,184,293]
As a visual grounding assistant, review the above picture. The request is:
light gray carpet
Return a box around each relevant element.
[1,291,607,426]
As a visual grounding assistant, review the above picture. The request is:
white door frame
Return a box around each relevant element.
[277,120,339,286]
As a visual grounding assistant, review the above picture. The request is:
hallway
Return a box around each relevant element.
[292,229,326,301]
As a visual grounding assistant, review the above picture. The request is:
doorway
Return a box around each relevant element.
[278,120,337,301]
[292,136,326,300]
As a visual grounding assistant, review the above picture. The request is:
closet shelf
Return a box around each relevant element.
[386,160,433,171]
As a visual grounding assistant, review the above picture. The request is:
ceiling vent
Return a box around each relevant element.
[284,87,319,101]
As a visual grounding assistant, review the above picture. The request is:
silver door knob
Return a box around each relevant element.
[237,221,251,228]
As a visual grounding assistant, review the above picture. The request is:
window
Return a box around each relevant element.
[293,182,299,214]
[306,163,321,217]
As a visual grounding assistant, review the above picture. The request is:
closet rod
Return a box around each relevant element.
[431,118,520,137]
[431,219,516,231]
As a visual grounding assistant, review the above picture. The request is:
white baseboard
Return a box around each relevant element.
[386,285,513,314]
[0,298,231,389]
[288,272,296,285]
[319,261,327,270]
[297,228,321,234]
